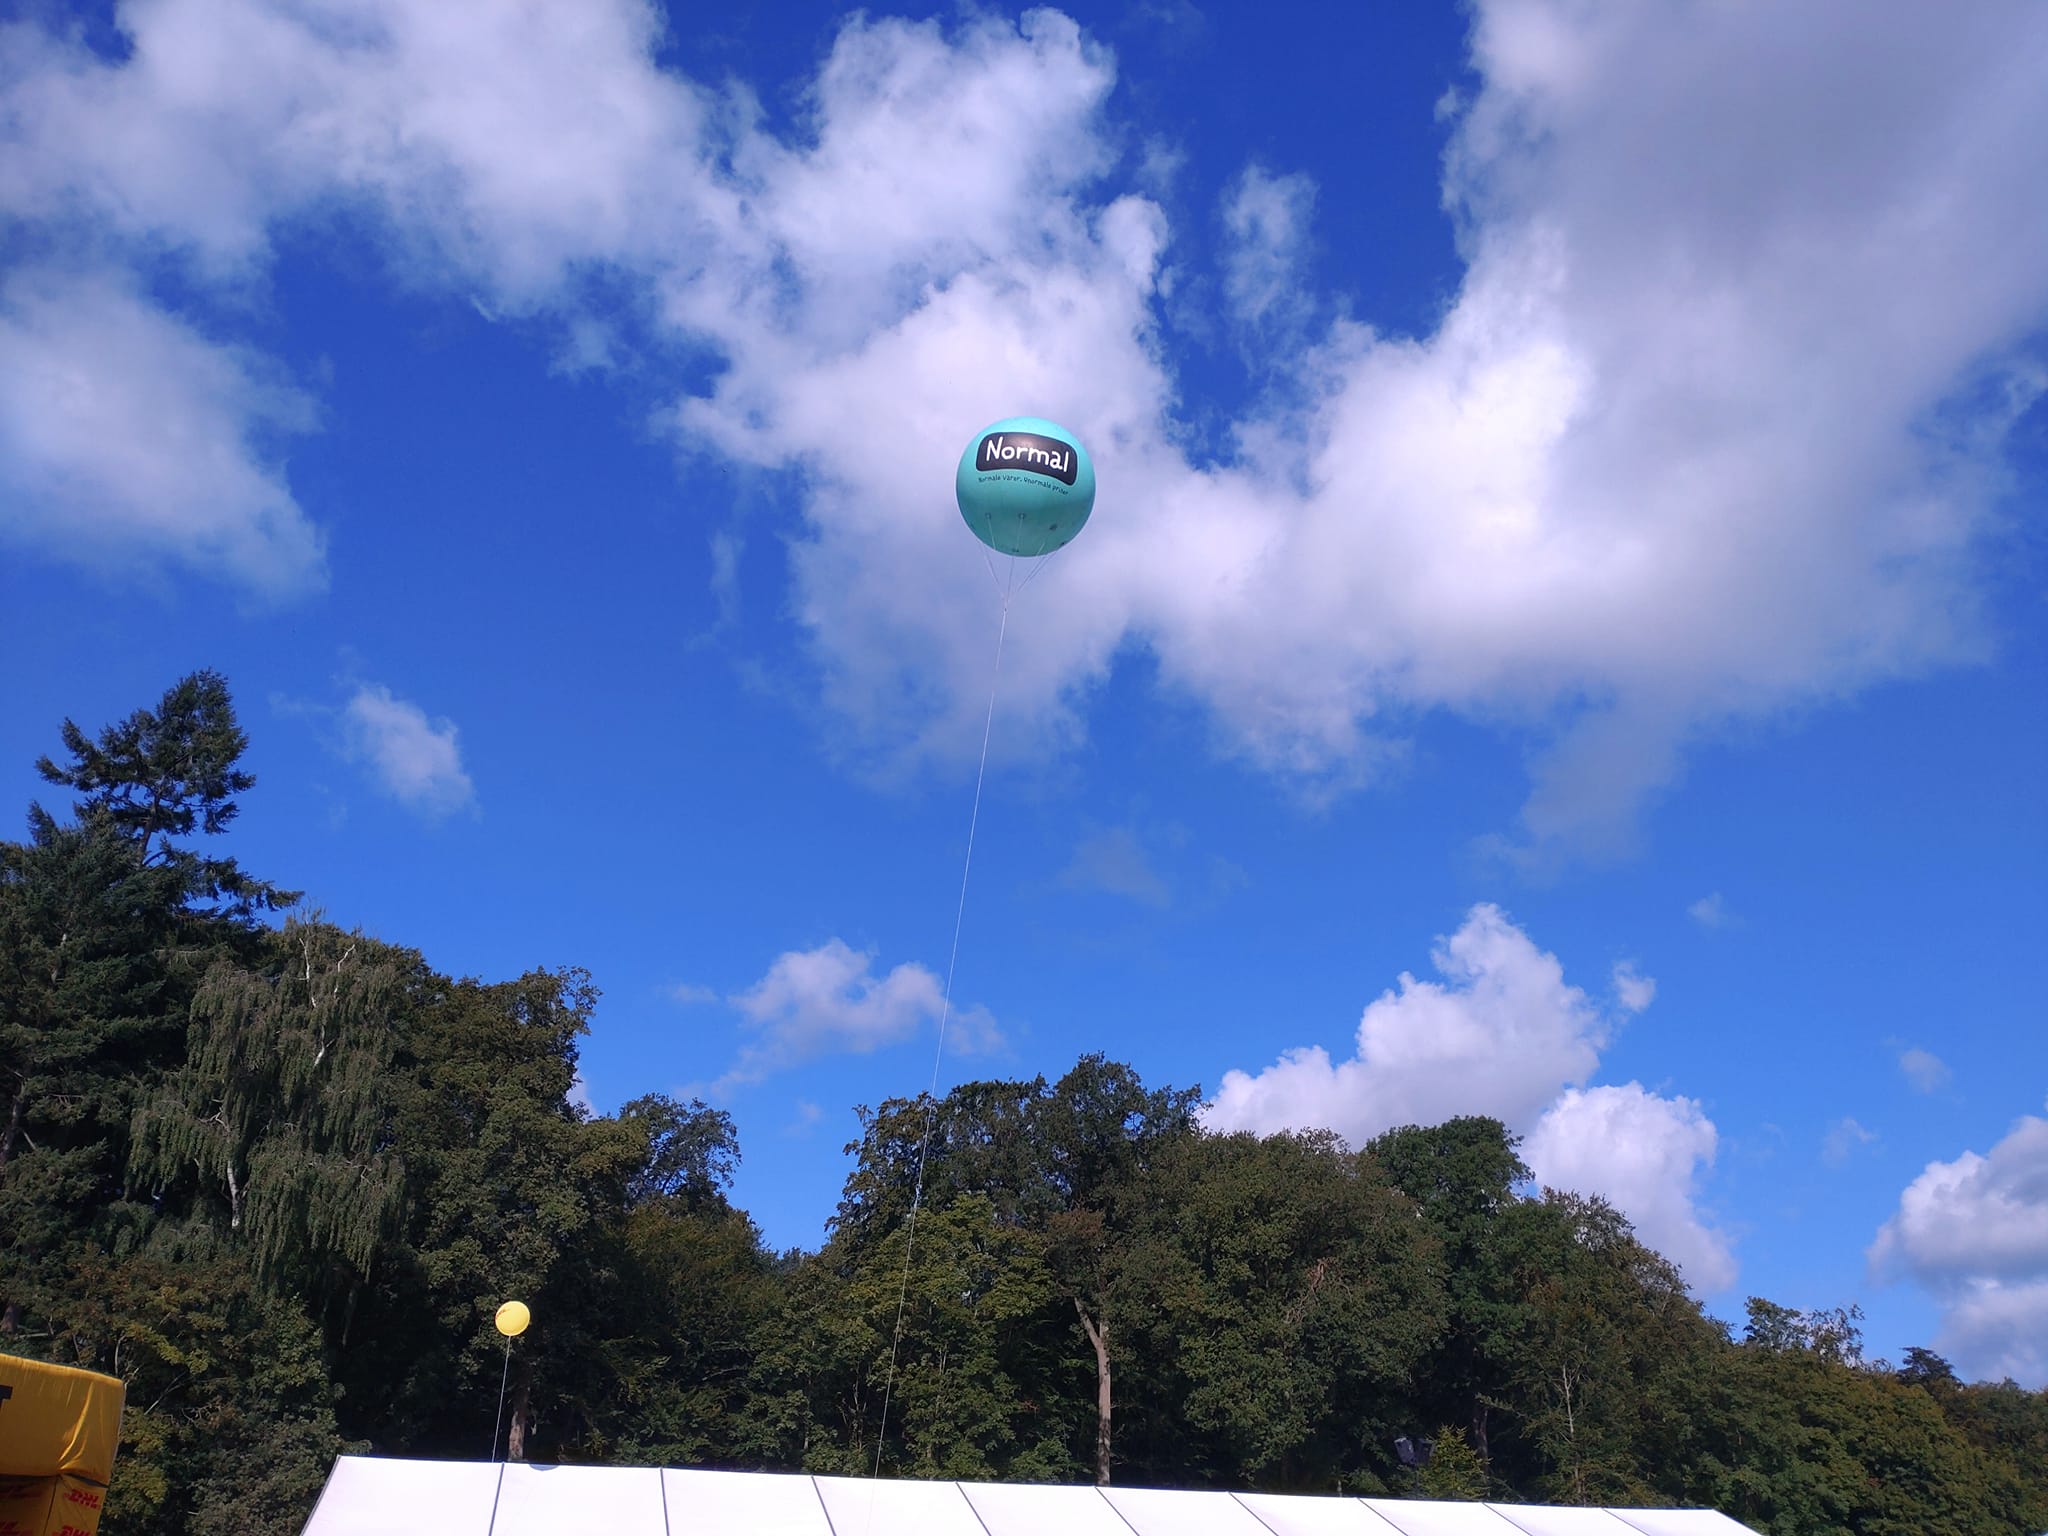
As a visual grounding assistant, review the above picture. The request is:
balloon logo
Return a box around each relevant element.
[495,1300,531,1338]
[957,416,1095,558]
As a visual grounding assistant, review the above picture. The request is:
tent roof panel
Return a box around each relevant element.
[298,1459,1765,1536]
[1482,1507,1642,1536]
[1608,1512,1759,1536]
[665,1469,833,1535]
[813,1473,990,1536]
[1232,1491,1409,1534]
[958,1481,1145,1536]
[1358,1500,1528,1536]
[493,1464,665,1534]
[1101,1484,1279,1536]
[304,1456,504,1536]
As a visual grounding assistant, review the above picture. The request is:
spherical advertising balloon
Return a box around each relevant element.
[956,417,1095,557]
[495,1300,531,1338]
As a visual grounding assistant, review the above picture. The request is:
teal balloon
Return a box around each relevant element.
[956,417,1095,557]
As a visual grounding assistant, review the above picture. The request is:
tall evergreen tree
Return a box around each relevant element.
[33,668,296,922]
[0,814,184,1333]
[1,670,285,1337]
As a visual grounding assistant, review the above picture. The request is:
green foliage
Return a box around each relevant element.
[6,673,2048,1536]
[619,1093,740,1209]
[131,919,415,1287]
[33,668,297,922]
[1491,1192,1702,1505]
[569,1196,778,1464]
[1125,1130,1442,1491]
[2,783,194,1339]
[1416,1425,1490,1500]
[25,1241,349,1536]
[324,964,633,1461]
[1365,1117,1535,1467]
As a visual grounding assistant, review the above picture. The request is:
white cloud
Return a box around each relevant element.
[1611,961,1655,1014]
[708,531,743,632]
[718,938,997,1088]
[0,267,324,595]
[1923,1281,2048,1389]
[785,1099,826,1136]
[670,0,2048,848]
[1872,1114,2048,1283]
[0,0,714,594]
[1205,904,1609,1139]
[1061,825,1171,908]
[1688,893,1735,929]
[1220,164,1316,343]
[3,1,2044,848]
[340,684,476,816]
[1871,1113,2048,1386]
[1206,904,1729,1289]
[1526,1084,1735,1291]
[1822,1116,1878,1167]
[0,0,714,288]
[1900,1046,1952,1094]
[667,982,719,1006]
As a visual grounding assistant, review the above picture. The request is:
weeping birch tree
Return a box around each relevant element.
[132,918,415,1290]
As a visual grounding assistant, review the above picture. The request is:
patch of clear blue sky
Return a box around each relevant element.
[3,0,2044,1369]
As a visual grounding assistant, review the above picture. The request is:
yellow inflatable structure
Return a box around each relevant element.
[0,1354,124,1536]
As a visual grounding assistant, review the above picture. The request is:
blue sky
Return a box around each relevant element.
[2,0,2045,1385]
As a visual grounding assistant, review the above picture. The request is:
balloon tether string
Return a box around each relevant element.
[871,580,1014,1480]
[491,1335,511,1461]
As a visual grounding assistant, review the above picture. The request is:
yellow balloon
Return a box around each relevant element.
[495,1300,531,1338]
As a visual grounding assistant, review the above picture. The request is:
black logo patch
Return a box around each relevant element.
[976,431,1078,486]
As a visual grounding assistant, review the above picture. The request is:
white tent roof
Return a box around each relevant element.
[302,1458,1763,1536]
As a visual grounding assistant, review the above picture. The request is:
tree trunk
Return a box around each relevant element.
[1074,1297,1112,1486]
[1559,1365,1585,1505]
[0,1085,25,1169]
[1470,1397,1490,1465]
[506,1361,533,1461]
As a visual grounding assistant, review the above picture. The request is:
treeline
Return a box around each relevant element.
[2,674,2044,1536]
